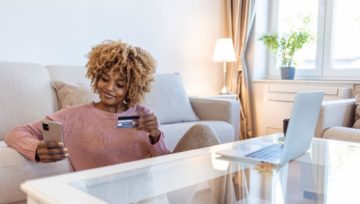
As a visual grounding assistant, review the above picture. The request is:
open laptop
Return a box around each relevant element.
[217,91,324,166]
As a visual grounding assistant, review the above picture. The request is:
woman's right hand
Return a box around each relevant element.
[36,141,69,163]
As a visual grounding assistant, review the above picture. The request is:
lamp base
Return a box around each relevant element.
[219,85,232,95]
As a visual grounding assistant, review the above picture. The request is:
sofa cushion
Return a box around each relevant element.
[0,142,73,203]
[0,62,58,140]
[141,73,199,124]
[161,121,234,151]
[323,127,360,143]
[52,81,100,109]
[353,84,360,128]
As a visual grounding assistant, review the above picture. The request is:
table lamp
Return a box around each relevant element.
[212,38,236,94]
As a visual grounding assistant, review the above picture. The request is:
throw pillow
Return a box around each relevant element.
[353,84,360,128]
[52,81,99,109]
[141,73,199,124]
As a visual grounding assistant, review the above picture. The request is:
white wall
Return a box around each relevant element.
[0,0,226,96]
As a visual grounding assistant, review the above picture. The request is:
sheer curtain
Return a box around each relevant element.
[226,0,256,140]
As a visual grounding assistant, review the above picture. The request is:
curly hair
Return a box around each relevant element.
[86,40,156,107]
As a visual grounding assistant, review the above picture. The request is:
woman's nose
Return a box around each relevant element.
[105,81,116,91]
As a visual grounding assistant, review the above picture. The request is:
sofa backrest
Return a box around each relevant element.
[0,63,199,140]
[0,62,58,140]
[47,65,90,85]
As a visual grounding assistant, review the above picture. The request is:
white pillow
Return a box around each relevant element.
[52,81,99,109]
[141,73,199,124]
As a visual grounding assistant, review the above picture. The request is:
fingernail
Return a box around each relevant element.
[65,153,70,157]
[59,142,64,146]
[64,148,68,151]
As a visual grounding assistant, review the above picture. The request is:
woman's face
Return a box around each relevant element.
[96,68,128,112]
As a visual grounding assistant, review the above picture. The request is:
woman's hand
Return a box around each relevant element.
[36,141,69,163]
[136,110,161,142]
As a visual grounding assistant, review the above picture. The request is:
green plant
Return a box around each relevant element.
[259,29,312,67]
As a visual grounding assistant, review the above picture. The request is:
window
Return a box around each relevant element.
[267,0,360,79]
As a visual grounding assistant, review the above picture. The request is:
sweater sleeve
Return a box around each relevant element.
[4,108,68,161]
[151,131,170,155]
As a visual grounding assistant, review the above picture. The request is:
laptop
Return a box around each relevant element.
[217,91,324,166]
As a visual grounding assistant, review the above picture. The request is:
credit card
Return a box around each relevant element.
[117,115,140,128]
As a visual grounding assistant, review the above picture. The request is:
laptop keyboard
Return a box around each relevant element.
[245,143,284,161]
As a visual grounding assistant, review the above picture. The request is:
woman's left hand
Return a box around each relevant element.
[136,110,161,141]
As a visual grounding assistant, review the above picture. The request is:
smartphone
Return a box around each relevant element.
[41,121,64,143]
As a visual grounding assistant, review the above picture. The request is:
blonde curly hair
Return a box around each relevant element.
[86,40,156,107]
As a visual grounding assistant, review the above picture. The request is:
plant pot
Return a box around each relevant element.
[280,67,295,80]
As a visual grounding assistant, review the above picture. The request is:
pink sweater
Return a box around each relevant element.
[4,103,170,171]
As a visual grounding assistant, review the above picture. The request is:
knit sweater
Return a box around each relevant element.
[4,103,170,171]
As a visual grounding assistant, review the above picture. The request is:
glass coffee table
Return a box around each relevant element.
[21,134,360,204]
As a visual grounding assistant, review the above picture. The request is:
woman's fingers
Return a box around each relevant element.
[137,113,158,129]
[137,120,157,129]
[39,152,68,162]
[137,122,158,134]
[37,141,69,163]
[37,147,68,156]
[135,111,161,139]
[40,155,67,163]
[46,148,68,156]
[45,141,64,149]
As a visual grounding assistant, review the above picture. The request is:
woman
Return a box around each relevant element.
[5,40,219,171]
[5,40,170,171]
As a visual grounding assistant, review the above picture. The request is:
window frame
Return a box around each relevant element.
[266,0,360,79]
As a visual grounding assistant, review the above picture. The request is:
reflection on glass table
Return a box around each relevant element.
[21,134,360,204]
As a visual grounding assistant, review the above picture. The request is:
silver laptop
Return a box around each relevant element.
[217,91,324,166]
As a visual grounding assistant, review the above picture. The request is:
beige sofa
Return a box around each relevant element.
[315,98,360,142]
[0,62,240,204]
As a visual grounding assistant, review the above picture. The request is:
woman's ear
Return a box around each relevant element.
[123,97,130,105]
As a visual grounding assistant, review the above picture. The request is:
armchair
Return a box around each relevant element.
[190,97,241,140]
[315,98,360,142]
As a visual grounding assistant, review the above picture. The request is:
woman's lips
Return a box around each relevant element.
[102,91,115,99]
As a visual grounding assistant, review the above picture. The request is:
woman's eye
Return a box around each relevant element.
[101,77,109,82]
[116,83,124,88]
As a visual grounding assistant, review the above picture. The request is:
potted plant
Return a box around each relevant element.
[259,28,312,79]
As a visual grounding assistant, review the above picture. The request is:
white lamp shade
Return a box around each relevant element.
[212,38,237,62]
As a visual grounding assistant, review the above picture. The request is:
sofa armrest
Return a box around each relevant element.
[0,145,73,203]
[189,97,241,140]
[315,98,356,137]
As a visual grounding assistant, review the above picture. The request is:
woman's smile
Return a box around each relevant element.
[102,91,116,99]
